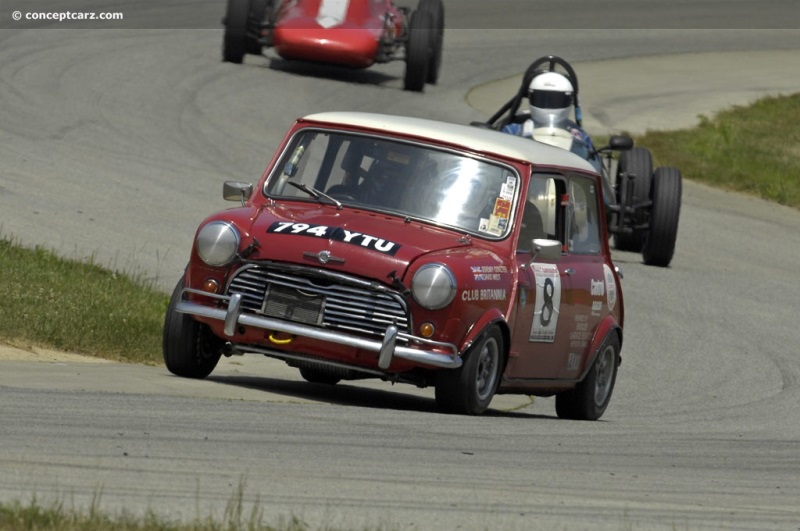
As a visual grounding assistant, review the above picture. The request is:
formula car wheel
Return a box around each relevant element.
[245,0,270,54]
[223,0,267,63]
[642,166,682,267]
[418,0,444,84]
[613,147,653,252]
[404,9,433,92]
[435,326,504,415]
[555,332,620,421]
[163,276,223,379]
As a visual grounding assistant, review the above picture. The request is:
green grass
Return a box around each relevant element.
[0,236,168,365]
[0,93,798,528]
[635,93,800,209]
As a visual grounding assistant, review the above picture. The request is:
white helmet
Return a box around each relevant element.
[528,71,574,128]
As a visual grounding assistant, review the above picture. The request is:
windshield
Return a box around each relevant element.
[263,130,519,239]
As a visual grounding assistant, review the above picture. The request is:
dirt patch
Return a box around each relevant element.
[0,342,114,363]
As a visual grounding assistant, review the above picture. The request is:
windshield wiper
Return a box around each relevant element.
[286,181,343,210]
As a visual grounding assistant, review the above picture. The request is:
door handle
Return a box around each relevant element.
[563,268,576,275]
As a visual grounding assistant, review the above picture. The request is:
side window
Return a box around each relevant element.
[517,174,566,252]
[567,175,601,254]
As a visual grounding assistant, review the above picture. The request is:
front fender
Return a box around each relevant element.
[459,307,510,361]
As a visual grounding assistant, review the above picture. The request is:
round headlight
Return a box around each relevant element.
[196,221,240,267]
[412,263,457,310]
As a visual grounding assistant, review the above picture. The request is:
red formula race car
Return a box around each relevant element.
[222,0,444,92]
[164,112,626,419]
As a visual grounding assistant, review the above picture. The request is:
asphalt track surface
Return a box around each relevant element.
[1,1,800,529]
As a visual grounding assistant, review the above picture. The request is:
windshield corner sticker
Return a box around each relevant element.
[529,263,561,343]
[603,263,617,311]
[479,197,511,236]
[268,221,400,255]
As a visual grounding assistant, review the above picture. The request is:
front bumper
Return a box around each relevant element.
[176,288,462,370]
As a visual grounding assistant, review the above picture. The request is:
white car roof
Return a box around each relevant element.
[301,111,599,174]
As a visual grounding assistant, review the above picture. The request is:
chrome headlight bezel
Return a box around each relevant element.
[196,221,240,267]
[412,263,457,310]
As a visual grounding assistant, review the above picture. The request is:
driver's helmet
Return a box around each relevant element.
[528,71,575,129]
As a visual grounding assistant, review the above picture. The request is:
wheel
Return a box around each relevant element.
[555,333,620,421]
[222,0,269,63]
[245,0,270,54]
[642,166,682,267]
[613,147,653,252]
[435,326,504,415]
[417,0,444,84]
[162,276,223,378]
[299,367,342,385]
[404,9,433,92]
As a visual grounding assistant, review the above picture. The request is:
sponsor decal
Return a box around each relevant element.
[529,263,561,343]
[566,352,580,371]
[268,221,400,255]
[462,288,507,302]
[470,264,508,281]
[604,264,617,311]
[591,278,605,297]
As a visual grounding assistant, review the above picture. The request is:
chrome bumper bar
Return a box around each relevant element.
[176,290,462,370]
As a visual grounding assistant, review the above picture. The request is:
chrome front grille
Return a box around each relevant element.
[227,265,410,337]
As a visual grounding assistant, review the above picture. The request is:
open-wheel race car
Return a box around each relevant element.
[474,55,682,267]
[164,111,626,419]
[222,0,444,92]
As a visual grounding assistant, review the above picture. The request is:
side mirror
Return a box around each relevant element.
[223,181,253,205]
[531,238,562,263]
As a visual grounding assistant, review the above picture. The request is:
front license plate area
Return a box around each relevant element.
[261,284,324,326]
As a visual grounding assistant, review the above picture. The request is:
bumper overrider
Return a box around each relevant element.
[176,288,462,370]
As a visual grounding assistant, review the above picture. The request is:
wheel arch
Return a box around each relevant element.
[580,315,622,380]
[459,308,511,371]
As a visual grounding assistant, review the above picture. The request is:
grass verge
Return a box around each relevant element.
[0,236,168,365]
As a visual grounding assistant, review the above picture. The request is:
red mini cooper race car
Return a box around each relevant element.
[222,0,444,92]
[164,112,627,419]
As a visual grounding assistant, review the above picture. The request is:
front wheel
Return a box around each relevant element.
[613,147,653,252]
[162,276,223,378]
[642,166,682,267]
[555,333,620,420]
[435,326,504,415]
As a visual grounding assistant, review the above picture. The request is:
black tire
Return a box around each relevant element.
[223,0,268,63]
[642,166,682,267]
[404,9,433,92]
[162,276,223,379]
[245,0,270,54]
[418,0,444,84]
[555,332,620,421]
[435,326,504,415]
[613,147,653,252]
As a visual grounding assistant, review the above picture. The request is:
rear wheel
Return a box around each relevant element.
[613,147,653,252]
[404,9,433,92]
[555,333,620,421]
[162,276,223,378]
[418,0,444,84]
[435,326,504,415]
[642,166,682,267]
